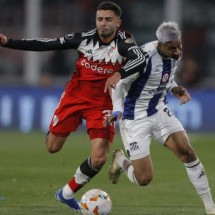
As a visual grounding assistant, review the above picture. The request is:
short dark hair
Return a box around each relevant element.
[97,1,122,18]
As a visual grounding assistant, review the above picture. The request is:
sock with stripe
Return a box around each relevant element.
[185,159,215,212]
[62,157,99,199]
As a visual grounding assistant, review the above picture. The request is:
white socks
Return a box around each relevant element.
[62,184,74,199]
[126,165,139,184]
[62,167,90,199]
[185,159,215,212]
[117,153,215,213]
[116,153,139,184]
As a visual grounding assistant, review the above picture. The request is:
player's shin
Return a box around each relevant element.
[117,154,139,185]
[185,159,215,213]
[126,165,139,185]
[63,157,100,199]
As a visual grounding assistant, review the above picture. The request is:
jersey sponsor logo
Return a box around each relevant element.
[147,72,170,95]
[81,59,114,74]
[148,85,166,95]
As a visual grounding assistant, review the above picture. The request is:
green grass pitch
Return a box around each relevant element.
[0,131,214,215]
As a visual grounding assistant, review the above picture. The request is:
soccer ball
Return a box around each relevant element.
[80,189,112,215]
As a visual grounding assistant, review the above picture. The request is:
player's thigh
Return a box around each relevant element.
[119,118,153,160]
[50,94,85,135]
[153,106,185,145]
[48,99,83,152]
[85,108,115,143]
[84,108,112,130]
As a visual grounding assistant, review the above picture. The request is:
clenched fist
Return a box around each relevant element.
[0,33,8,46]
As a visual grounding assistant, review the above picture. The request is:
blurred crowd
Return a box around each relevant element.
[0,0,215,89]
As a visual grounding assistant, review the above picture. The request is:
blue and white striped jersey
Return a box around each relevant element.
[112,40,179,120]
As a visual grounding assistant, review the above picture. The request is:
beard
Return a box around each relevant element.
[100,32,112,38]
[171,54,180,60]
[98,28,115,39]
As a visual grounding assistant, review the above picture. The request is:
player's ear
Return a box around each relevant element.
[116,18,121,28]
[157,41,162,48]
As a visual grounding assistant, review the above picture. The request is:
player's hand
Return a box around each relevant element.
[171,86,191,105]
[104,72,121,95]
[103,111,122,127]
[0,33,8,46]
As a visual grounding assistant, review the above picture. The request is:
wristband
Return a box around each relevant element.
[113,111,120,118]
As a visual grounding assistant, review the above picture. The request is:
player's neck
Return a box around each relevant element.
[99,31,116,44]
[157,47,170,59]
[100,35,115,44]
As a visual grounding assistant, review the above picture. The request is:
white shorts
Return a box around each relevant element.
[119,106,185,160]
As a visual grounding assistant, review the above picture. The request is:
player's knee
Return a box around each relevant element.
[91,156,107,170]
[46,145,60,153]
[180,147,197,163]
[92,158,107,170]
[136,173,153,186]
[46,139,64,153]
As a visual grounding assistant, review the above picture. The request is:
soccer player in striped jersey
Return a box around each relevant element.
[106,22,215,214]
[0,1,144,212]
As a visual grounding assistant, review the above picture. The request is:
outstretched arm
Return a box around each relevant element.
[0,33,81,51]
[171,86,191,105]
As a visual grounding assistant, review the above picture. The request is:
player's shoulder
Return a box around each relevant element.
[140,40,158,57]
[80,28,97,38]
[117,29,133,41]
[65,29,96,40]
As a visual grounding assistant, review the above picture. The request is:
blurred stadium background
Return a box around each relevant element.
[0,0,215,133]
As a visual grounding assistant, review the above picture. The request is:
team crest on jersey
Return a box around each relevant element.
[52,115,59,127]
[161,73,170,83]
[125,38,133,43]
[108,46,116,57]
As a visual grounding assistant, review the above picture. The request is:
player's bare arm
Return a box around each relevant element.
[0,33,8,46]
[104,72,121,94]
[171,86,191,105]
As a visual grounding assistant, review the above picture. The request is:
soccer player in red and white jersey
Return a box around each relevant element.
[0,1,145,211]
